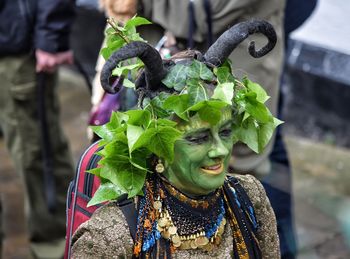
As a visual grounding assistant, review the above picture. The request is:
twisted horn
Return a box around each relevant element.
[100,41,167,94]
[203,19,277,67]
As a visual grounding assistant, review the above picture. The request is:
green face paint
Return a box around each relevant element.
[163,107,233,196]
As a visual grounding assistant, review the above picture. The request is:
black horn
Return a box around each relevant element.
[100,41,167,94]
[204,19,277,67]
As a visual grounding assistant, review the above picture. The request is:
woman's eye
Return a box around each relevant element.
[185,135,209,144]
[219,129,232,138]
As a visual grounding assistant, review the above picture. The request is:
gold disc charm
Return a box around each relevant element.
[180,241,191,250]
[168,225,177,235]
[190,240,198,249]
[195,236,209,247]
[155,160,165,173]
[158,217,167,227]
[153,200,162,210]
[157,224,164,232]
[172,235,182,247]
[162,230,170,239]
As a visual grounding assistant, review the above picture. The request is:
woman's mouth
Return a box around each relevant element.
[200,163,224,175]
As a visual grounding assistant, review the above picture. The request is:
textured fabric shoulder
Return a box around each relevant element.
[232,174,281,259]
[70,203,134,259]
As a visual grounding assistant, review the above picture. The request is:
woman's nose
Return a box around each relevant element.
[208,137,229,159]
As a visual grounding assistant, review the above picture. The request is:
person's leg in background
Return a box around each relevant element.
[0,196,2,257]
[0,54,74,259]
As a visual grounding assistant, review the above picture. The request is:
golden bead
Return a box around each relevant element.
[168,225,177,235]
[153,200,162,210]
[190,240,198,249]
[155,161,164,173]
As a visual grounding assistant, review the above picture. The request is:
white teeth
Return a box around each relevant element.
[203,164,221,170]
[200,163,223,175]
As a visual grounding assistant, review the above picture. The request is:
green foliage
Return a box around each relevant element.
[87,182,123,207]
[88,109,182,205]
[162,64,189,91]
[87,15,282,205]
[100,16,152,86]
[231,78,283,153]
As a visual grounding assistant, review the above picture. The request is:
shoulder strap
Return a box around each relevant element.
[226,176,259,231]
[116,195,138,242]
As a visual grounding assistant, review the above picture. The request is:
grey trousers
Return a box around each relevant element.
[0,54,73,244]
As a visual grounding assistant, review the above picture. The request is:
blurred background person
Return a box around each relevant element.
[0,0,75,258]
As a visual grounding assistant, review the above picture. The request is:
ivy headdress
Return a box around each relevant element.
[88,18,282,206]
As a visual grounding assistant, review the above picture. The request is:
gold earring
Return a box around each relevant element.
[155,159,165,173]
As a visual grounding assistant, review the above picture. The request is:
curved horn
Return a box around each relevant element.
[203,19,277,67]
[100,41,167,94]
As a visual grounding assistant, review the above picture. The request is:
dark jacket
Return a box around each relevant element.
[0,0,75,55]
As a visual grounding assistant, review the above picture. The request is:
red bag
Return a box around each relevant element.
[64,141,102,259]
[64,141,137,258]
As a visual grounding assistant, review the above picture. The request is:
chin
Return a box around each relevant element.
[197,176,225,194]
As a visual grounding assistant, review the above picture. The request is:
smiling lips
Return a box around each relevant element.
[200,162,224,175]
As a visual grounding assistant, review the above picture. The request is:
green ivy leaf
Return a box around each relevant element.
[98,157,127,186]
[188,100,227,112]
[232,117,259,153]
[146,95,171,118]
[127,125,144,152]
[100,47,113,60]
[107,36,124,52]
[112,63,143,77]
[125,16,152,29]
[232,116,283,153]
[109,41,125,53]
[127,32,146,42]
[87,182,124,207]
[134,126,182,162]
[101,151,147,198]
[187,79,208,105]
[114,111,129,123]
[130,151,151,172]
[118,163,147,198]
[243,77,270,103]
[187,100,226,125]
[90,112,128,142]
[221,59,233,70]
[123,78,135,88]
[244,92,271,123]
[105,27,116,35]
[130,128,153,151]
[86,167,102,177]
[161,64,188,91]
[125,109,151,128]
[258,118,283,152]
[212,82,234,104]
[188,60,214,81]
[198,105,222,125]
[99,141,129,183]
[163,94,190,121]
[214,66,235,84]
[153,118,177,127]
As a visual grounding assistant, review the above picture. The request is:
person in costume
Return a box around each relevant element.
[91,3,297,256]
[71,19,281,258]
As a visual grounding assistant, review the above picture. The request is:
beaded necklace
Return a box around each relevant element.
[156,179,226,251]
[133,175,261,259]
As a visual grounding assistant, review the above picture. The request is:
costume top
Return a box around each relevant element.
[71,174,280,259]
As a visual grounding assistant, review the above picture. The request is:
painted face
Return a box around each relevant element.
[163,107,233,196]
